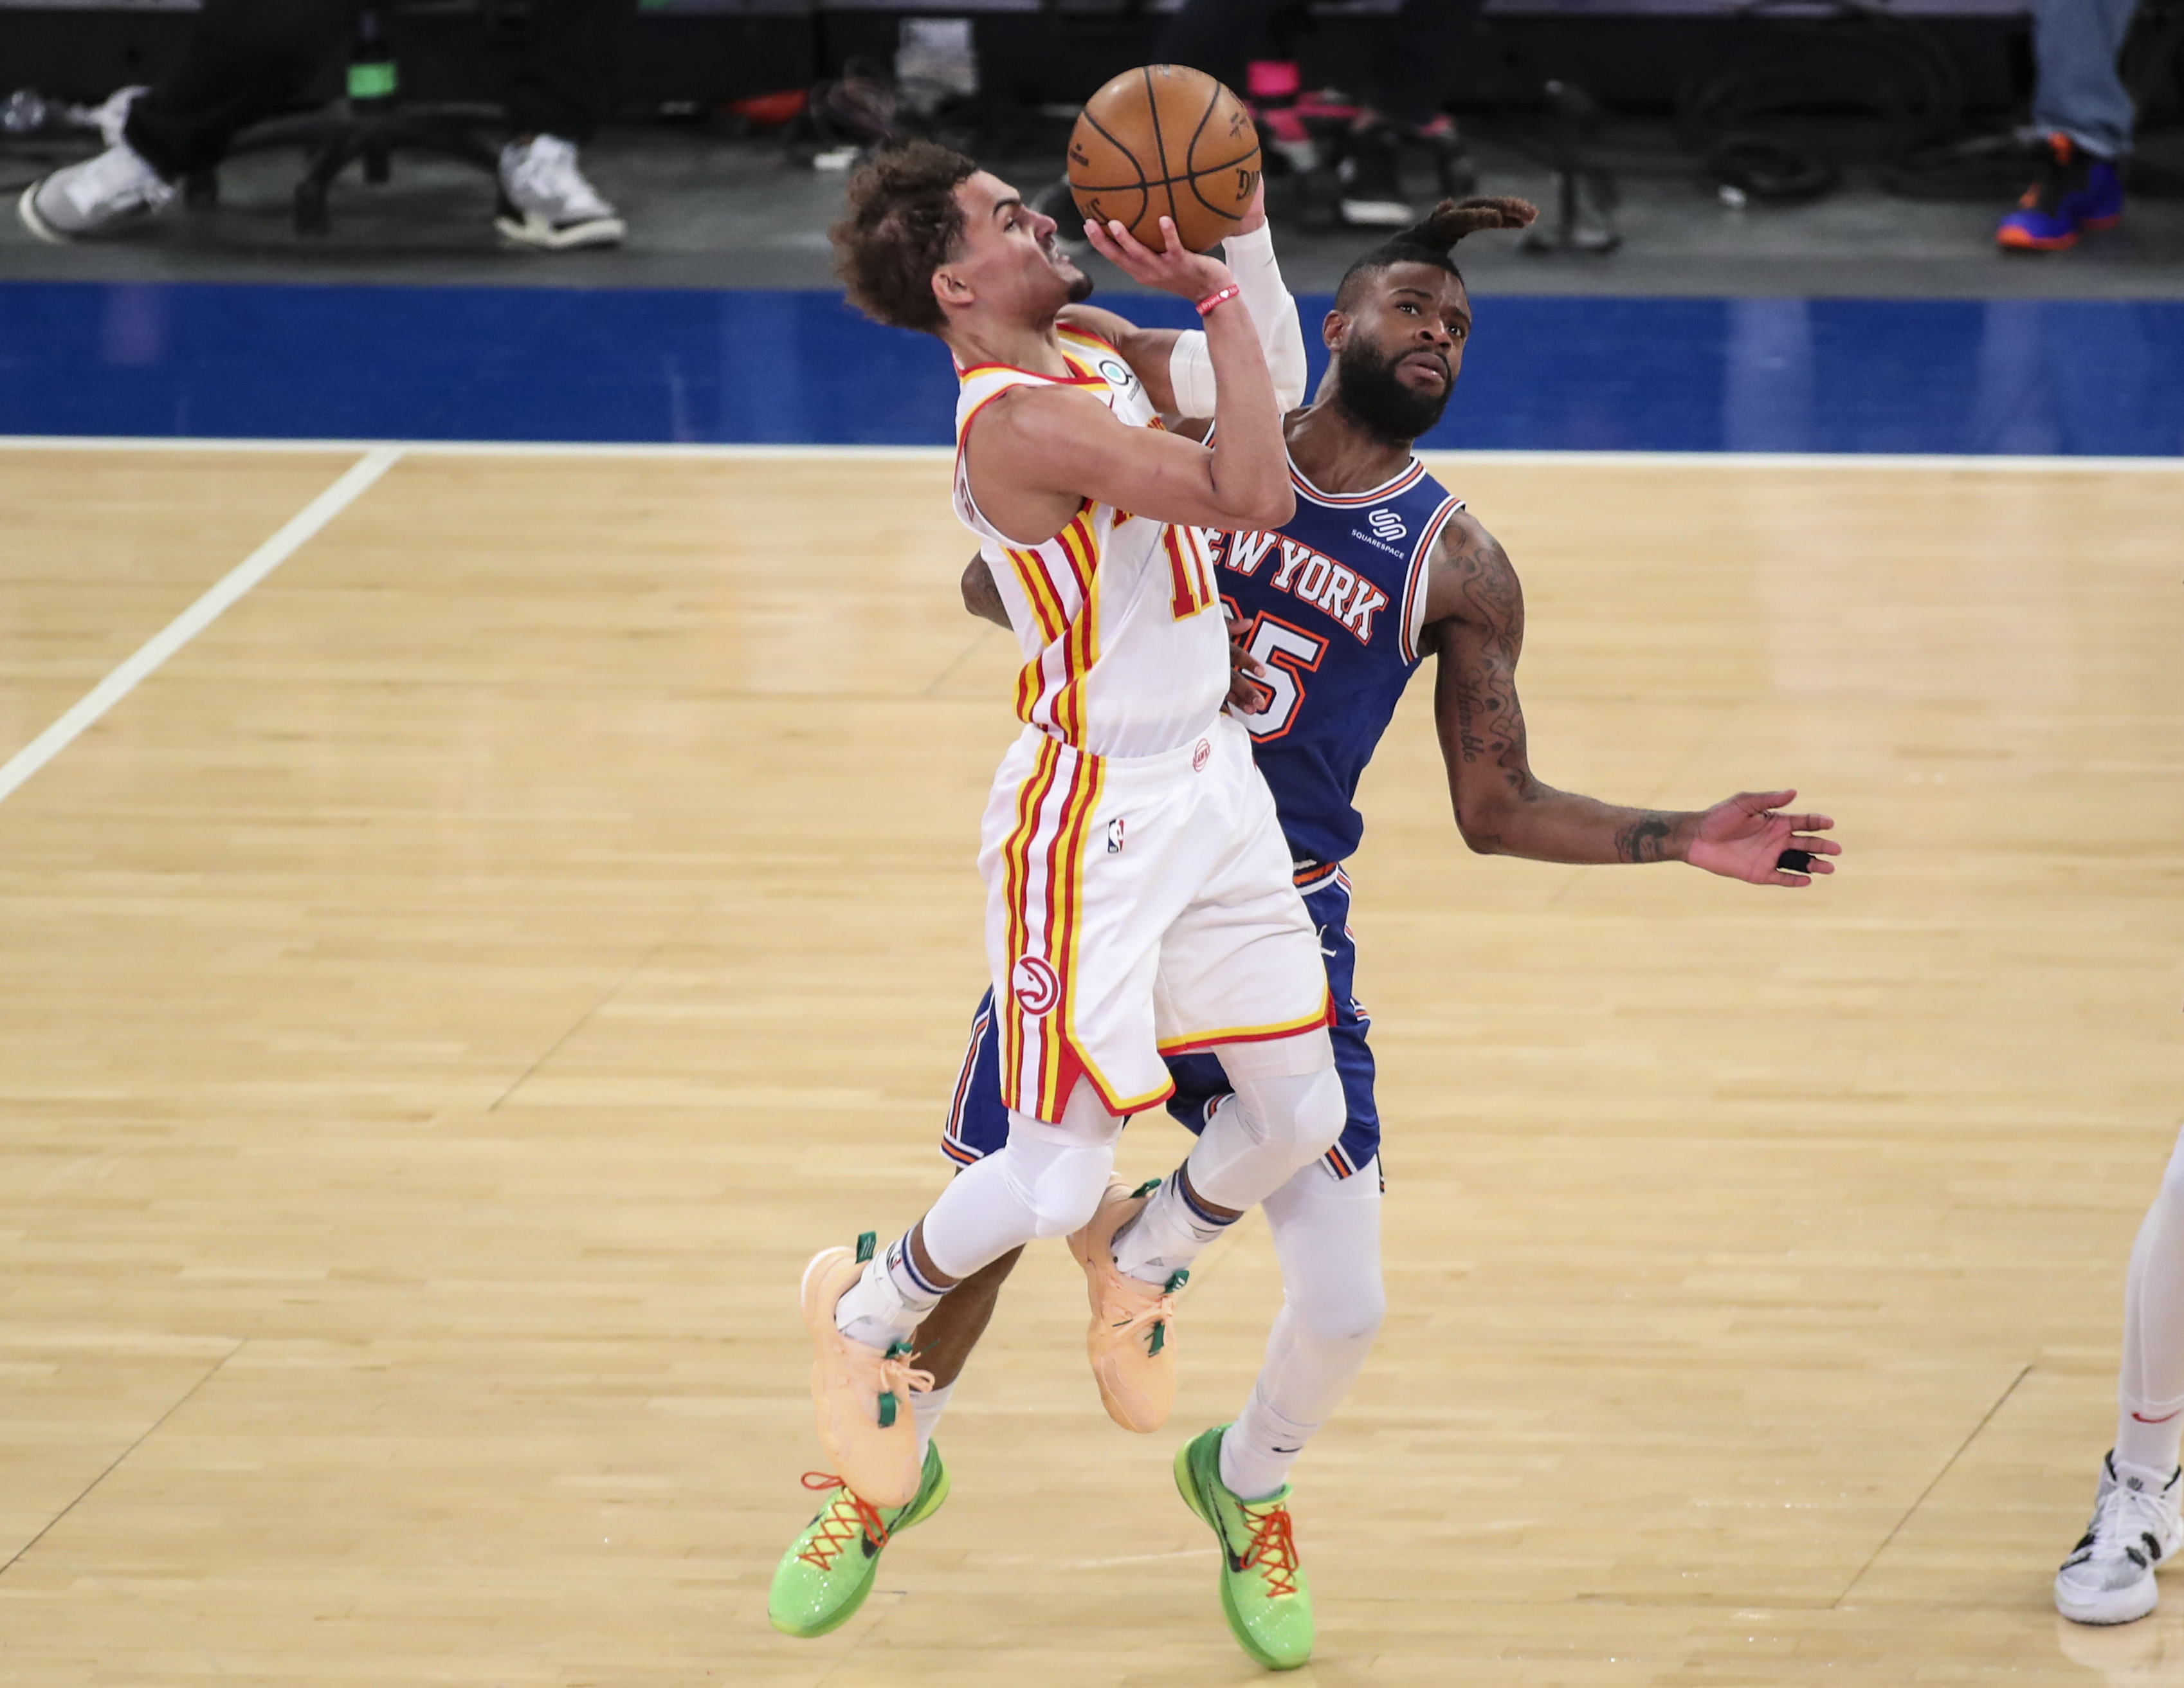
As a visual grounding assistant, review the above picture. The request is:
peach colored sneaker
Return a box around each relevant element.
[801,1243,932,1507]
[1066,1176,1187,1433]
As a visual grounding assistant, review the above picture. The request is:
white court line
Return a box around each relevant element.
[0,445,403,807]
[0,436,2181,472]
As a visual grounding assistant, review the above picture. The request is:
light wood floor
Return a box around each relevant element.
[0,444,2178,1687]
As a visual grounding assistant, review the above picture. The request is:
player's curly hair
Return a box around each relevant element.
[830,137,980,335]
[1333,196,1538,309]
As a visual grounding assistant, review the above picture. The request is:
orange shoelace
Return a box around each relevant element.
[1241,1500,1302,1599]
[794,1471,892,1570]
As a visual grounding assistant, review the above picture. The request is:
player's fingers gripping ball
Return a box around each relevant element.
[1069,64,1261,253]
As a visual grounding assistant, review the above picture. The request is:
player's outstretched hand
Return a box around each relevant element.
[1084,214,1233,302]
[1685,789,1841,888]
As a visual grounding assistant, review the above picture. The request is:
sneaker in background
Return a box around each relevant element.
[496,134,624,250]
[17,138,175,243]
[1997,132,2123,252]
[1336,122,1414,228]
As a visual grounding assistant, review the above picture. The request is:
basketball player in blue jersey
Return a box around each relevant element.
[772,194,1844,1667]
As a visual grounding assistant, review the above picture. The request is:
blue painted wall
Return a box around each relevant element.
[2,281,2178,455]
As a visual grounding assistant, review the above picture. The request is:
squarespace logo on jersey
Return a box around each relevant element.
[1209,530,1391,645]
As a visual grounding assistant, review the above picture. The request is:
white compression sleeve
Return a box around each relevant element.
[1165,221,1307,417]
[1219,1157,1386,1500]
[2117,1125,2184,1472]
[918,1084,1125,1280]
[1179,1046,1345,1215]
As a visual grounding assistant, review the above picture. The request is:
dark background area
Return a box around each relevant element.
[0,1,2037,119]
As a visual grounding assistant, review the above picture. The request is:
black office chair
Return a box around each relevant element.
[184,0,510,235]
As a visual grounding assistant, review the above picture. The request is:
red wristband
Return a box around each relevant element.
[1195,284,1242,317]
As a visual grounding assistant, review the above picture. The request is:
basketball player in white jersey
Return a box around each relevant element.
[2055,1124,2184,1624]
[797,138,1344,1514]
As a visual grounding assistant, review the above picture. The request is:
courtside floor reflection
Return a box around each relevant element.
[1,281,2178,455]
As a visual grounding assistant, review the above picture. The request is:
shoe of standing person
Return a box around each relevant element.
[1336,122,1414,228]
[495,134,624,250]
[17,138,175,243]
[1997,131,2123,252]
[2055,1452,2183,1624]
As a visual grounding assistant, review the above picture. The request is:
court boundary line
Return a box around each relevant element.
[0,445,403,807]
[1,436,2180,472]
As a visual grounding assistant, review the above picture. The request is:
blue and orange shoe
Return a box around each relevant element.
[1997,133,2123,252]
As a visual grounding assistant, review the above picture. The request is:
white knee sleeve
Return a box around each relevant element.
[1184,1058,1347,1214]
[918,1083,1122,1279]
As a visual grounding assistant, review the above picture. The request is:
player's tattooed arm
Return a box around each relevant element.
[961,553,1011,629]
[1422,513,1842,885]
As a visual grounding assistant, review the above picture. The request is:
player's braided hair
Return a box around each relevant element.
[832,137,980,335]
[1333,196,1538,309]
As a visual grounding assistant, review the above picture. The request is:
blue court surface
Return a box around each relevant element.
[2,280,2179,455]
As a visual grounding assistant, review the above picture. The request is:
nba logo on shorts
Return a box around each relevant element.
[1010,955,1060,1016]
[1192,738,1210,772]
[1106,817,1125,854]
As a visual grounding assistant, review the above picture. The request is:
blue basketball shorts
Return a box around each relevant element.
[942,865,1381,1180]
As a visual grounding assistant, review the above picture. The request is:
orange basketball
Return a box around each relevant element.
[1066,64,1261,254]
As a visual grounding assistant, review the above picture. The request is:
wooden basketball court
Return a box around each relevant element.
[0,442,2178,1685]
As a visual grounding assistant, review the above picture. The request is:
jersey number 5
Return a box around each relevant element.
[1234,614,1327,740]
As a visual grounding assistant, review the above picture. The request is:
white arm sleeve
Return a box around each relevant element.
[1165,221,1308,419]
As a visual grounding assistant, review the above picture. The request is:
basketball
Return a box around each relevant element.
[1067,64,1261,253]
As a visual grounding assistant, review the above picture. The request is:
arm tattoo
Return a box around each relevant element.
[1444,528,1534,798]
[1614,814,1679,863]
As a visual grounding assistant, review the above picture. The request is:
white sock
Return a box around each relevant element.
[1111,1163,1237,1285]
[834,1228,945,1352]
[912,1380,955,1461]
[2116,1127,2184,1474]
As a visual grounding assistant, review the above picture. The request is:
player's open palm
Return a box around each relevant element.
[1686,789,1841,888]
[1085,214,1232,302]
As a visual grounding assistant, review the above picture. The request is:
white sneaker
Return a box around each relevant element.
[2057,1453,2184,1625]
[17,138,174,244]
[495,134,624,250]
[85,85,147,148]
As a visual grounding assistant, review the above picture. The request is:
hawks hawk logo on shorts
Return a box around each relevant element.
[1010,955,1060,1016]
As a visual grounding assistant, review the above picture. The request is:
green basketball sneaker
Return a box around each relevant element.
[767,1441,949,1638]
[1173,1424,1314,1670]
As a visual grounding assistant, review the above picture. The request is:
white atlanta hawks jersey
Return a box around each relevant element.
[952,324,1230,760]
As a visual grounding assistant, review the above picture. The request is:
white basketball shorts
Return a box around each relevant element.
[978,714,1331,1123]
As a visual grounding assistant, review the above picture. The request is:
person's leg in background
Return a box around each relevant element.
[1999,0,2143,250]
[19,0,347,242]
[495,0,630,248]
[1340,0,1481,226]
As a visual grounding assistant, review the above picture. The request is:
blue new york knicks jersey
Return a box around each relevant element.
[1209,454,1463,877]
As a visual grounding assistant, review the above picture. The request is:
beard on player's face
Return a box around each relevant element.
[1331,332,1453,445]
